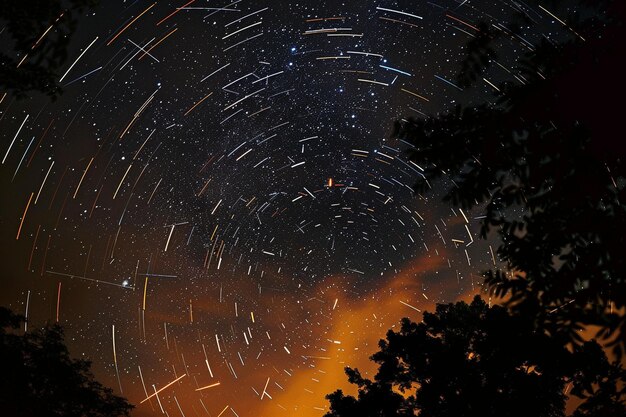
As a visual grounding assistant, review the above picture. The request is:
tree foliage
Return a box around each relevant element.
[0,307,133,417]
[393,0,626,355]
[325,297,626,417]
[328,4,626,413]
[0,0,99,99]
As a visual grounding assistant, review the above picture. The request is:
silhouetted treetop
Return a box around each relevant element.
[325,297,626,417]
[0,307,133,417]
[393,0,626,355]
[0,0,99,99]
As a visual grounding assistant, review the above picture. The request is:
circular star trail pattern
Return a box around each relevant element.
[0,1,557,416]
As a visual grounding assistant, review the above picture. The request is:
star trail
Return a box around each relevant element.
[0,1,561,416]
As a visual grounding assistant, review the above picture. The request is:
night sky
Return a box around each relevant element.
[0,1,555,416]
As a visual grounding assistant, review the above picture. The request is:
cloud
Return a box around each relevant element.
[257,247,480,416]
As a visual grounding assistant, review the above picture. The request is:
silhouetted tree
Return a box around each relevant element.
[325,297,626,417]
[0,0,99,99]
[393,0,626,355]
[0,307,133,417]
[327,2,626,416]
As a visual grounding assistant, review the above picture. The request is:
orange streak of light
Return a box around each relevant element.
[138,27,179,60]
[27,224,41,271]
[16,192,34,240]
[56,282,61,322]
[89,187,102,218]
[195,382,221,391]
[107,3,156,46]
[401,88,430,102]
[378,16,421,29]
[156,0,195,26]
[140,374,187,403]
[73,157,94,199]
[26,119,54,167]
[216,405,229,417]
[445,14,479,32]
[142,277,148,310]
[184,92,213,116]
[305,16,345,22]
